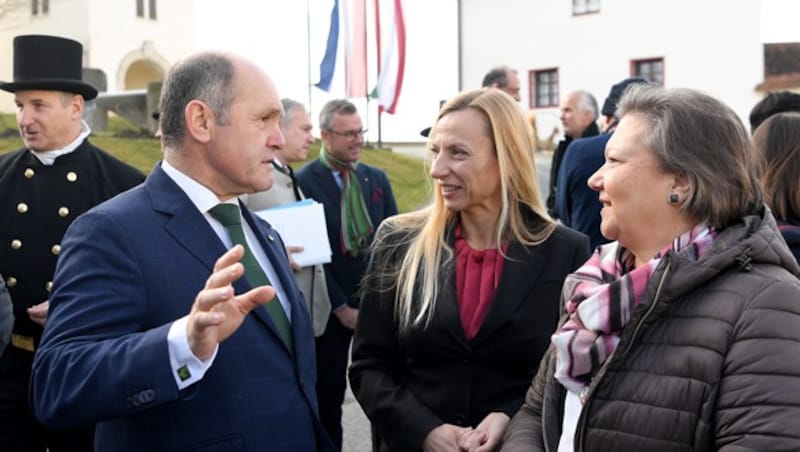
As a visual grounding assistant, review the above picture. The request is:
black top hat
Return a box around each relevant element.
[0,35,98,100]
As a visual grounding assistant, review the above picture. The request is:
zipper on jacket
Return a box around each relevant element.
[573,260,672,451]
[542,353,566,452]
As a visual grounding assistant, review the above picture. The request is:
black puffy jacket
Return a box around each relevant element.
[502,209,800,452]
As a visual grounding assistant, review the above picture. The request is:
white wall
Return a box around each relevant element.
[460,0,763,131]
[0,0,195,113]
[0,0,90,112]
[87,0,195,92]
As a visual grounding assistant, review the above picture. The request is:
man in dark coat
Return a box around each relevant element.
[546,90,599,218]
[0,34,144,451]
[296,99,397,450]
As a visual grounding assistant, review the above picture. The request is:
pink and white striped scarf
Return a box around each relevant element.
[552,225,716,395]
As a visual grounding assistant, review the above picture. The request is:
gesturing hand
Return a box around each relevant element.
[187,245,275,360]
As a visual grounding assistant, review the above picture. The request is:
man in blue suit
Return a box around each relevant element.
[30,51,335,451]
[296,99,397,450]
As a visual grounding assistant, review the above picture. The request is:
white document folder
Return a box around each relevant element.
[253,200,332,267]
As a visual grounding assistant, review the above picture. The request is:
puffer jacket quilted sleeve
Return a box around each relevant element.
[502,209,800,452]
[714,262,800,449]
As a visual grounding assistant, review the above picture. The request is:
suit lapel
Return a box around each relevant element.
[311,161,342,210]
[471,241,546,345]
[147,165,226,275]
[436,269,472,349]
[147,165,299,356]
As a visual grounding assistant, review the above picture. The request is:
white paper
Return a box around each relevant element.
[254,202,332,266]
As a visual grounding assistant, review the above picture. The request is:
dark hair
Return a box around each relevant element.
[618,84,763,228]
[482,66,512,89]
[749,91,800,133]
[752,112,800,221]
[159,52,236,148]
[319,99,357,130]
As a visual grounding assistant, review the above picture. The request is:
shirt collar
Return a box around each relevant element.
[30,120,92,165]
[160,159,238,214]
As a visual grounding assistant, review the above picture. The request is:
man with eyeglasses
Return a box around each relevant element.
[296,99,397,450]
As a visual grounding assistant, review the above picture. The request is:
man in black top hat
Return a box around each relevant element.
[0,34,144,451]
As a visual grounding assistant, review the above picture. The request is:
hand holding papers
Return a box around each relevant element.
[253,200,332,267]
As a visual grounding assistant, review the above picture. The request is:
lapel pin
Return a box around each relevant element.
[268,234,275,241]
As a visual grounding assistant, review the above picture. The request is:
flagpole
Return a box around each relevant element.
[374,0,382,149]
[306,0,313,116]
[377,109,383,149]
[362,0,371,147]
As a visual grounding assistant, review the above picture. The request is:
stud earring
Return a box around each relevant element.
[668,193,679,204]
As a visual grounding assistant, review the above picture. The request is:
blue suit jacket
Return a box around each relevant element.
[31,164,335,451]
[555,133,612,251]
[296,159,397,310]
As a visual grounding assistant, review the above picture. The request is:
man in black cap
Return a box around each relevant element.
[0,34,144,451]
[554,77,648,250]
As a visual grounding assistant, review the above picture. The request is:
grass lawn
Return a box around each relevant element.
[0,114,430,213]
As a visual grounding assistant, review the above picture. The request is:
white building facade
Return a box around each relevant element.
[458,0,765,131]
[0,0,195,112]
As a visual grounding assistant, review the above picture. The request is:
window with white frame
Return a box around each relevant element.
[31,0,49,15]
[136,0,157,20]
[573,0,600,15]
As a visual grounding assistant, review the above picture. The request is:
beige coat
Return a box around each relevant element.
[243,168,332,336]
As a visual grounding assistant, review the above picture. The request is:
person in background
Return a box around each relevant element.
[350,89,590,452]
[243,98,332,336]
[30,51,334,451]
[546,90,599,218]
[482,66,522,102]
[748,90,800,133]
[502,84,800,451]
[0,34,144,451]
[296,99,397,450]
[555,77,648,250]
[752,112,800,263]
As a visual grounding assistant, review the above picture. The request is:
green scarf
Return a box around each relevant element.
[319,144,374,257]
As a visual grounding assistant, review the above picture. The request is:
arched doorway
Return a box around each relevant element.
[116,41,170,91]
[123,59,164,90]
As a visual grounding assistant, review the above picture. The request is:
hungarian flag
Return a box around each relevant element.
[374,0,405,114]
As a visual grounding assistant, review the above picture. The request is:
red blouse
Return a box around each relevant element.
[454,227,507,341]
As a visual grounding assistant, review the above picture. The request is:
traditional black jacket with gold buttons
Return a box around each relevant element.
[0,139,144,342]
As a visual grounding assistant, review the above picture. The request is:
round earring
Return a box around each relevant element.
[668,193,679,204]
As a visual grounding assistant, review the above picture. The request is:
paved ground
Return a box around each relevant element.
[340,143,553,451]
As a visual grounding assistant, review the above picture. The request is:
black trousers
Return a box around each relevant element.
[314,316,353,451]
[0,345,94,452]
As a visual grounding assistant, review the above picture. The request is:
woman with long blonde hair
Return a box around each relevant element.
[349,89,590,451]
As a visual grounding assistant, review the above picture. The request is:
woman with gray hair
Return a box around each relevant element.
[502,84,800,451]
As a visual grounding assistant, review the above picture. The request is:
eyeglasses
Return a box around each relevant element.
[327,128,367,140]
